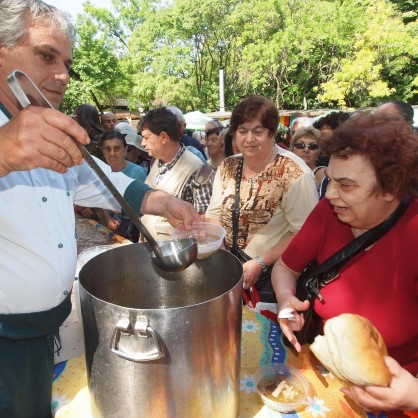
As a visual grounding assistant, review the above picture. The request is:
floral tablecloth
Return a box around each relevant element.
[53,304,417,418]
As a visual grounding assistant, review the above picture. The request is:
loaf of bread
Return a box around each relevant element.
[310,313,391,386]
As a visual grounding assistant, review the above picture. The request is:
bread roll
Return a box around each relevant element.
[310,313,391,386]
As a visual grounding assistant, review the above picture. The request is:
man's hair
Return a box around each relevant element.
[229,95,279,137]
[139,107,180,142]
[377,100,414,124]
[0,0,75,48]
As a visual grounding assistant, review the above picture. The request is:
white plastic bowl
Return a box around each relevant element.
[255,364,310,413]
[172,222,225,259]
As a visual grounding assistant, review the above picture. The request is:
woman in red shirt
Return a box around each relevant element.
[272,111,418,412]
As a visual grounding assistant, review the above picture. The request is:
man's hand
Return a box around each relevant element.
[163,195,201,230]
[141,190,201,230]
[0,106,89,177]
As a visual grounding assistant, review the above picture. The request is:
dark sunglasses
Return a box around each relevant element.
[293,143,319,150]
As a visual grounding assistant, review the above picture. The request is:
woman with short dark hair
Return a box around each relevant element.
[206,95,318,300]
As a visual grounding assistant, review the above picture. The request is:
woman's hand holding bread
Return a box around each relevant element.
[341,356,418,411]
[310,314,418,412]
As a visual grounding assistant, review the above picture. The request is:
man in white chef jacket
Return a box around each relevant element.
[0,1,199,416]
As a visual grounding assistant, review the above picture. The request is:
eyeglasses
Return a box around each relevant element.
[293,143,319,150]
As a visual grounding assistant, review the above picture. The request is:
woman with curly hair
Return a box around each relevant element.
[273,111,418,412]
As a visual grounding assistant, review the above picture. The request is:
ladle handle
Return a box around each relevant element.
[6,69,164,261]
[80,148,164,258]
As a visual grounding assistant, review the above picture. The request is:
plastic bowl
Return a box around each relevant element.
[255,364,310,413]
[172,222,225,259]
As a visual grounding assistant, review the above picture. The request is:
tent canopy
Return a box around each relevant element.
[184,111,226,131]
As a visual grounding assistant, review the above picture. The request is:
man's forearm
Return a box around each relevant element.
[140,189,170,216]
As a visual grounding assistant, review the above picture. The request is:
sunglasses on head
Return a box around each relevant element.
[293,143,319,150]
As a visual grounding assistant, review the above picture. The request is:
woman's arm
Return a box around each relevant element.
[271,258,310,353]
[242,233,295,289]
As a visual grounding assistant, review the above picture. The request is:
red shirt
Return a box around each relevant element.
[282,198,418,375]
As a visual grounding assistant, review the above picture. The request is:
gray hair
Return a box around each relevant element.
[291,126,321,145]
[167,106,186,124]
[0,0,75,49]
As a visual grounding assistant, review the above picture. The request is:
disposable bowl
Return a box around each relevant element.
[172,222,225,259]
[255,364,310,413]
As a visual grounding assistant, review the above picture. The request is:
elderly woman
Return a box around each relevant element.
[290,126,326,189]
[206,95,318,300]
[205,125,226,170]
[272,112,418,411]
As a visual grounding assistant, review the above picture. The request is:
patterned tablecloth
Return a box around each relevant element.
[53,303,417,418]
[52,217,417,418]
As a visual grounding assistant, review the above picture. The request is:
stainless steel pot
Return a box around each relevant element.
[78,243,243,418]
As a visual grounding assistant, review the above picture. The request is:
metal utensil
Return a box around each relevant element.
[7,69,197,272]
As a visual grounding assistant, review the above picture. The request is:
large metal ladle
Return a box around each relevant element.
[7,69,198,272]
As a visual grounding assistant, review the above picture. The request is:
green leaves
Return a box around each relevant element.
[63,0,417,114]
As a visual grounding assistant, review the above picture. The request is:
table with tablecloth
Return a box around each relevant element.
[53,304,417,418]
[52,216,416,418]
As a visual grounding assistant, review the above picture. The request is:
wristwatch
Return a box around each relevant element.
[254,256,269,273]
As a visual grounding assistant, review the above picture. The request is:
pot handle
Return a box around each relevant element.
[109,316,163,362]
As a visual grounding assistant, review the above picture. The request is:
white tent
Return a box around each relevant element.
[184,111,214,131]
[184,111,228,131]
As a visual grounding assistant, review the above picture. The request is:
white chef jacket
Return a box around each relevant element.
[0,110,146,314]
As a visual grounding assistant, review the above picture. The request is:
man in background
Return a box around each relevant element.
[139,107,214,240]
[376,100,415,131]
[101,111,118,132]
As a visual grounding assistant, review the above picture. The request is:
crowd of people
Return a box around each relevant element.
[0,0,417,417]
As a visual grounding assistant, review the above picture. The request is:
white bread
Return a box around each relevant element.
[310,313,391,386]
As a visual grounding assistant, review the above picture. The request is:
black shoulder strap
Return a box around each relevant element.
[305,197,410,288]
[232,157,244,250]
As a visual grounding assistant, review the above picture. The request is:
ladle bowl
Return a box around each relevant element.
[150,238,198,271]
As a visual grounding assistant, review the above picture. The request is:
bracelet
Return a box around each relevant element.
[254,256,269,273]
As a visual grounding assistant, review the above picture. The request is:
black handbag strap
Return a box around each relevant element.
[231,157,244,251]
[302,196,411,299]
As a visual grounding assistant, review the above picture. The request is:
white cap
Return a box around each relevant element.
[115,122,145,151]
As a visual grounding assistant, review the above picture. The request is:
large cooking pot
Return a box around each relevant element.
[78,243,243,418]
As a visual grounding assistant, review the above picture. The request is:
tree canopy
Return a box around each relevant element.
[61,0,417,114]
